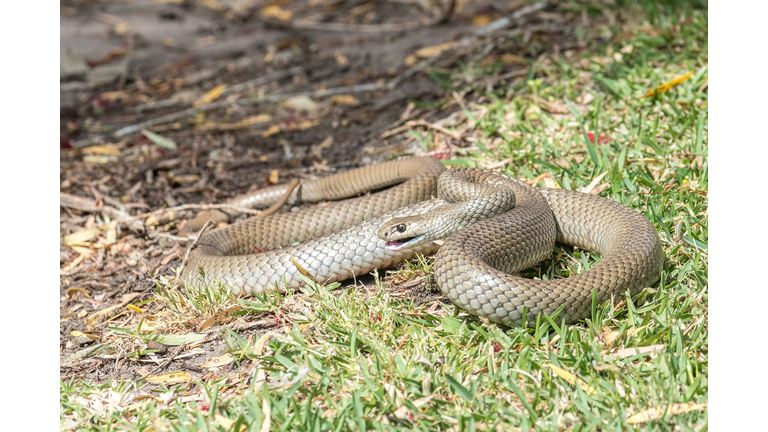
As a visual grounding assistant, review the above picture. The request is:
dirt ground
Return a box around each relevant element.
[60,0,583,382]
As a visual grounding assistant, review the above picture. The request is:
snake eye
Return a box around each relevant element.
[396,224,406,233]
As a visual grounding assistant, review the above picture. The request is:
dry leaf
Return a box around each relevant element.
[194,84,226,107]
[260,399,271,432]
[142,129,177,150]
[122,397,164,412]
[198,354,235,368]
[83,145,122,156]
[283,95,317,113]
[198,306,243,331]
[195,114,272,131]
[101,91,149,103]
[86,304,121,330]
[145,371,192,385]
[290,253,318,283]
[330,95,359,105]
[198,0,226,11]
[526,173,550,185]
[262,124,281,137]
[334,51,349,65]
[62,254,85,272]
[627,325,649,337]
[252,332,273,356]
[237,114,272,125]
[317,136,333,149]
[603,330,621,347]
[472,15,492,26]
[86,293,141,330]
[66,287,89,298]
[642,72,693,98]
[590,183,610,195]
[296,119,320,130]
[69,245,95,256]
[576,92,595,105]
[114,21,130,35]
[415,41,456,59]
[62,227,102,246]
[603,325,648,348]
[612,344,665,359]
[627,403,707,424]
[268,169,279,184]
[261,5,292,22]
[544,363,597,395]
[83,155,112,164]
[393,394,438,418]
[579,171,608,194]
[501,54,527,65]
[71,330,96,341]
[215,414,246,431]
[103,222,117,247]
[542,177,561,189]
[530,96,575,115]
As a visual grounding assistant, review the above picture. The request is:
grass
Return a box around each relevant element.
[61,2,708,430]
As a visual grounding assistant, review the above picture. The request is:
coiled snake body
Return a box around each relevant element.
[182,157,663,326]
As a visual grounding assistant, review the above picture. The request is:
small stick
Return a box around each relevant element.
[288,19,425,33]
[485,157,516,170]
[385,324,414,377]
[222,67,304,97]
[474,0,549,36]
[257,179,301,219]
[179,220,214,276]
[121,203,264,222]
[147,343,186,376]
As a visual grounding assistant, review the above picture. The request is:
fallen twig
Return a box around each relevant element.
[121,203,263,222]
[60,192,144,233]
[259,179,301,219]
[289,19,426,33]
[262,82,382,103]
[113,100,233,137]
[179,177,301,235]
[146,344,186,376]
[222,67,304,97]
[485,157,516,170]
[474,0,550,36]
[180,220,214,275]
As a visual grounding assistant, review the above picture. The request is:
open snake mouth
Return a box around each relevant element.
[384,235,423,250]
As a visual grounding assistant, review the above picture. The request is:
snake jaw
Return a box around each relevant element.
[384,234,425,250]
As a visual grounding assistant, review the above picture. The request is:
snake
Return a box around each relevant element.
[181,157,664,326]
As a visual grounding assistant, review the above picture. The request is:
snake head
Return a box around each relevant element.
[377,216,429,250]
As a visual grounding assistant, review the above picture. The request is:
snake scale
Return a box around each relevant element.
[181,157,664,326]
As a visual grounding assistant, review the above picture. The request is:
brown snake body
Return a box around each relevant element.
[181,157,664,326]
